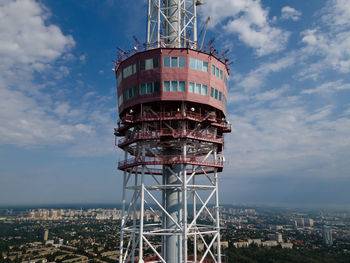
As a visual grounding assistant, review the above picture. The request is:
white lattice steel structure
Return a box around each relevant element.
[115,1,231,263]
[146,0,198,49]
[115,106,230,263]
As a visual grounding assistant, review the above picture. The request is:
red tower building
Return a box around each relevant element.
[115,1,231,263]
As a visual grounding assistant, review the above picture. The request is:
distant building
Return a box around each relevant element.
[296,218,304,228]
[275,225,283,231]
[54,238,64,246]
[45,240,54,246]
[251,239,262,247]
[280,242,293,249]
[305,218,314,227]
[268,233,282,243]
[233,241,249,248]
[275,233,283,243]
[213,241,228,250]
[323,226,333,246]
[43,229,49,241]
[262,240,278,247]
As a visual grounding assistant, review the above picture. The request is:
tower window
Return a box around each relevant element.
[163,81,186,92]
[164,56,186,68]
[190,58,208,72]
[140,82,160,95]
[188,82,208,96]
[140,57,159,71]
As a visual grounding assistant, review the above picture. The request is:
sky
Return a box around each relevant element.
[0,0,349,207]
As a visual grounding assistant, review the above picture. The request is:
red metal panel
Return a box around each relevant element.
[116,48,229,116]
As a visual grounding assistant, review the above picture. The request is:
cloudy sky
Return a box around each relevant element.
[0,0,349,206]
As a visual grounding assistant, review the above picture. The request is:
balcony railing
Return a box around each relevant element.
[117,129,223,147]
[118,155,223,170]
[115,111,231,133]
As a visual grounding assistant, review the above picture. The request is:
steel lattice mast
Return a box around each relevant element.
[146,0,197,49]
[115,1,231,262]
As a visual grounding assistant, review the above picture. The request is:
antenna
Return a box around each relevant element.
[133,36,141,51]
[199,16,210,51]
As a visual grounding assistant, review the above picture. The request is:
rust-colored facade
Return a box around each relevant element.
[116,48,229,116]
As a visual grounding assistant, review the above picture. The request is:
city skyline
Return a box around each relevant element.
[1,0,350,206]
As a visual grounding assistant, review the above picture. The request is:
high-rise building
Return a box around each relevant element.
[323,226,333,246]
[43,229,49,241]
[305,218,314,227]
[275,233,283,243]
[114,1,231,262]
[296,218,305,228]
[269,233,282,243]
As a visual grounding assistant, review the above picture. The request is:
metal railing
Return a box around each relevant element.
[118,155,223,170]
[119,111,230,127]
[117,129,223,146]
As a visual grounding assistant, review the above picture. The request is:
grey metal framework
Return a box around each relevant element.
[115,103,230,263]
[146,0,198,49]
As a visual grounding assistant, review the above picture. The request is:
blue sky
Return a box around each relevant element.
[0,0,349,206]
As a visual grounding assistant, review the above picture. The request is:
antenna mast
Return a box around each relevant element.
[147,0,198,49]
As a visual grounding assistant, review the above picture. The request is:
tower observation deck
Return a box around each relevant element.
[115,1,231,263]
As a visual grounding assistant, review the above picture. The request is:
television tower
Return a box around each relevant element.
[115,1,231,262]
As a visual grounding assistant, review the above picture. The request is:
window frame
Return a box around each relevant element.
[164,57,170,67]
[179,81,186,92]
[202,85,208,95]
[163,81,171,92]
[190,58,196,69]
[171,81,178,92]
[171,57,178,67]
[203,62,208,72]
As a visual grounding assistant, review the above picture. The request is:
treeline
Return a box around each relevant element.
[223,247,350,263]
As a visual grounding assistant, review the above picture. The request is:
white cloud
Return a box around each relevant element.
[322,0,350,29]
[301,29,350,74]
[237,55,295,91]
[0,0,115,157]
[301,80,350,94]
[0,0,78,146]
[224,102,350,179]
[281,6,302,21]
[299,0,350,76]
[202,0,289,56]
[306,105,333,122]
[255,86,288,102]
[0,83,91,146]
[0,0,74,70]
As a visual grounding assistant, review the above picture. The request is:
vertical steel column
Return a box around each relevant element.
[139,164,145,263]
[182,0,186,47]
[119,151,128,263]
[182,142,188,263]
[177,0,181,47]
[157,0,161,47]
[193,0,197,49]
[166,0,179,47]
[162,169,166,260]
[164,162,182,263]
[147,0,151,45]
[138,122,146,263]
[214,149,221,263]
[132,173,138,263]
[192,175,197,263]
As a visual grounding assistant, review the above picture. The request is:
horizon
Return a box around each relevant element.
[1,202,349,212]
[1,0,350,206]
